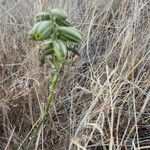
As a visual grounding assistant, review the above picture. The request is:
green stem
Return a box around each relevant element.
[26,18,66,149]
[27,63,62,149]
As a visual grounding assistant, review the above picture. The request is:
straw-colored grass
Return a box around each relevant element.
[0,0,150,149]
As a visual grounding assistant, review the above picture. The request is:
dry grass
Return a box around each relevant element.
[0,0,150,149]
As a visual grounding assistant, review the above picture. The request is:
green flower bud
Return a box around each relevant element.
[29,21,54,41]
[51,9,67,20]
[58,27,82,43]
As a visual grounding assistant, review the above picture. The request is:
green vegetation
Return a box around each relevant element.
[27,8,82,148]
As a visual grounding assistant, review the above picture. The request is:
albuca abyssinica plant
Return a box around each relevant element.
[29,8,82,66]
[27,8,82,148]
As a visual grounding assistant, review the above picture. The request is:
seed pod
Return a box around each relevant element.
[51,9,67,20]
[53,40,67,60]
[35,12,51,22]
[57,40,67,57]
[57,34,67,42]
[58,27,82,43]
[29,21,54,41]
[55,19,72,27]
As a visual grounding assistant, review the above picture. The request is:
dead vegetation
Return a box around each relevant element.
[0,0,150,149]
